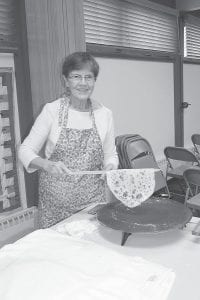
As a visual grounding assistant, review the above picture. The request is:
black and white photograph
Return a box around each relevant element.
[0,0,200,299]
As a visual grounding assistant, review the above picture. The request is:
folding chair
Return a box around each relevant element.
[191,134,200,160]
[183,168,200,235]
[164,146,200,197]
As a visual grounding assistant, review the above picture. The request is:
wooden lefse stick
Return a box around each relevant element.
[71,168,161,175]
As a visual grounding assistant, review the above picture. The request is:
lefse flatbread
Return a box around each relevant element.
[106,169,156,208]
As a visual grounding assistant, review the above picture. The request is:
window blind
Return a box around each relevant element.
[83,0,178,53]
[0,0,17,43]
[184,15,200,59]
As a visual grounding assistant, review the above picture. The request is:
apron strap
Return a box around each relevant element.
[58,97,70,127]
[89,99,99,132]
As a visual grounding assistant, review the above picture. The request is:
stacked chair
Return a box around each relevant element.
[115,134,170,197]
[164,146,200,198]
[164,146,200,181]
[183,167,200,235]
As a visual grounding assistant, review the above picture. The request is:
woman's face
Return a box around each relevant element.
[65,67,95,101]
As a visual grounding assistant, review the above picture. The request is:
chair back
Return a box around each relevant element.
[126,140,155,169]
[164,146,200,164]
[183,168,200,200]
[191,134,200,156]
[191,134,200,146]
[183,168,200,187]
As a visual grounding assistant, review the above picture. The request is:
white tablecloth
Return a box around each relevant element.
[53,205,200,300]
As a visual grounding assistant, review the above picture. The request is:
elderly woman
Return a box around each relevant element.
[19,51,118,228]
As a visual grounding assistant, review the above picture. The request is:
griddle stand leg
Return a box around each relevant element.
[121,232,132,246]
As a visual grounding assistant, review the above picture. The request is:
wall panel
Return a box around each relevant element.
[24,0,85,117]
[93,57,174,161]
[24,0,53,115]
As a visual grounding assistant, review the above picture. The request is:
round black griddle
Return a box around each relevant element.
[97,197,192,246]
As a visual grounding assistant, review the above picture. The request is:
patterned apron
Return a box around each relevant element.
[38,98,105,228]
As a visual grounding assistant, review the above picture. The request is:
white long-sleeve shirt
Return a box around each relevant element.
[19,98,119,172]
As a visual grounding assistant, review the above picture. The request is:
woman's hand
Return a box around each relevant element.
[100,164,116,180]
[104,163,116,171]
[42,160,72,176]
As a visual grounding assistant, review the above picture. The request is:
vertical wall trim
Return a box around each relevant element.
[14,0,38,208]
[15,0,34,138]
[174,54,183,146]
[64,0,86,53]
[173,13,184,147]
[174,13,184,147]
[74,0,86,51]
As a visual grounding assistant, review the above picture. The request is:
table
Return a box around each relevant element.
[53,204,200,300]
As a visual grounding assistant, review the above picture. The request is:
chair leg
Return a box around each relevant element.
[195,185,198,195]
[184,188,190,205]
[165,184,171,198]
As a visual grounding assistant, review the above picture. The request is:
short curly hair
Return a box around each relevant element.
[62,51,99,79]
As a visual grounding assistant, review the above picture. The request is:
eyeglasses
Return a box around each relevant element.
[68,74,95,84]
